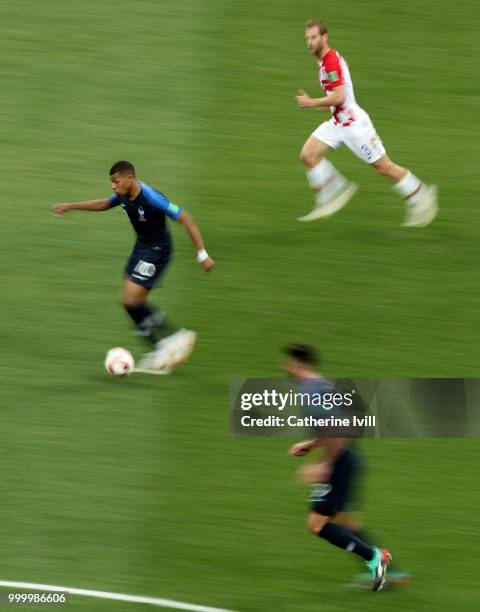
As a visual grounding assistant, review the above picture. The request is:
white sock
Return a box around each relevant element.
[393,170,427,205]
[307,159,347,205]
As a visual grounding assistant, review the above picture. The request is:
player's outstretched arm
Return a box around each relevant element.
[289,439,318,456]
[52,198,112,216]
[177,211,214,272]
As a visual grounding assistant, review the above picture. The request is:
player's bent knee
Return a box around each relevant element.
[300,146,321,168]
[121,297,144,310]
[122,279,150,310]
[299,148,311,166]
[307,513,330,535]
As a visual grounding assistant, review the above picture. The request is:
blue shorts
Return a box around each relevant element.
[309,447,362,516]
[125,240,172,290]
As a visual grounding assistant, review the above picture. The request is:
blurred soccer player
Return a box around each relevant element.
[52,161,213,372]
[296,20,437,227]
[285,344,391,591]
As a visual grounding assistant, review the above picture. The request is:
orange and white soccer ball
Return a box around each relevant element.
[105,347,135,376]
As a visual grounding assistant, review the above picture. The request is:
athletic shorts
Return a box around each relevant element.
[309,446,362,517]
[312,109,386,164]
[125,240,172,289]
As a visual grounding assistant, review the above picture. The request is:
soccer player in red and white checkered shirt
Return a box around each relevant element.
[296,20,437,227]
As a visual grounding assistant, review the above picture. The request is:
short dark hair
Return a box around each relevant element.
[284,343,319,366]
[109,160,136,176]
[305,20,328,35]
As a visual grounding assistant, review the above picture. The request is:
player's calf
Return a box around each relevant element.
[372,156,406,182]
[317,520,376,563]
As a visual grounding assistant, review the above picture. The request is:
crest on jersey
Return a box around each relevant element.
[138,206,146,222]
[328,71,339,82]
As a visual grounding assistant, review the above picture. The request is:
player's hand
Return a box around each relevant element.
[289,440,313,456]
[296,90,313,108]
[201,257,214,272]
[298,462,332,484]
[51,203,71,216]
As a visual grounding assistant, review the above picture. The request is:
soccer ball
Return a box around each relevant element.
[105,347,135,376]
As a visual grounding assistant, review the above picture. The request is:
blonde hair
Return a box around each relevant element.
[305,20,328,35]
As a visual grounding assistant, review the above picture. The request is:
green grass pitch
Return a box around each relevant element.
[0,0,479,610]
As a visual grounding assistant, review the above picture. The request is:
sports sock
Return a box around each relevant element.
[393,170,428,205]
[318,523,374,561]
[352,528,373,546]
[307,159,347,205]
[125,303,179,345]
[125,304,160,345]
[148,306,179,339]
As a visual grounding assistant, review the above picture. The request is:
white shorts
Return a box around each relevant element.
[312,109,386,164]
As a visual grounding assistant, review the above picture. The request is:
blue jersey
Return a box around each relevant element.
[298,377,335,408]
[298,377,350,441]
[297,377,338,418]
[108,181,183,245]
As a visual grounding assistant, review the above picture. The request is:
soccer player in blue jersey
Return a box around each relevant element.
[284,343,392,591]
[52,160,213,372]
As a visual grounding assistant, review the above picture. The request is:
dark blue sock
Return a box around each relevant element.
[318,523,374,561]
[125,304,178,345]
[148,306,179,338]
[125,304,158,345]
[126,304,152,325]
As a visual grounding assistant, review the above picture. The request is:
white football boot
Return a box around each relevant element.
[298,181,358,222]
[403,185,438,227]
[136,329,197,374]
[160,329,198,367]
[136,347,172,375]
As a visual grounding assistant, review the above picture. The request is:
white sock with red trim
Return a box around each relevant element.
[393,170,428,205]
[307,159,347,205]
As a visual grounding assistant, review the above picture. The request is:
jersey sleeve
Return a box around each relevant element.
[147,189,183,220]
[323,52,344,89]
[108,194,122,208]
